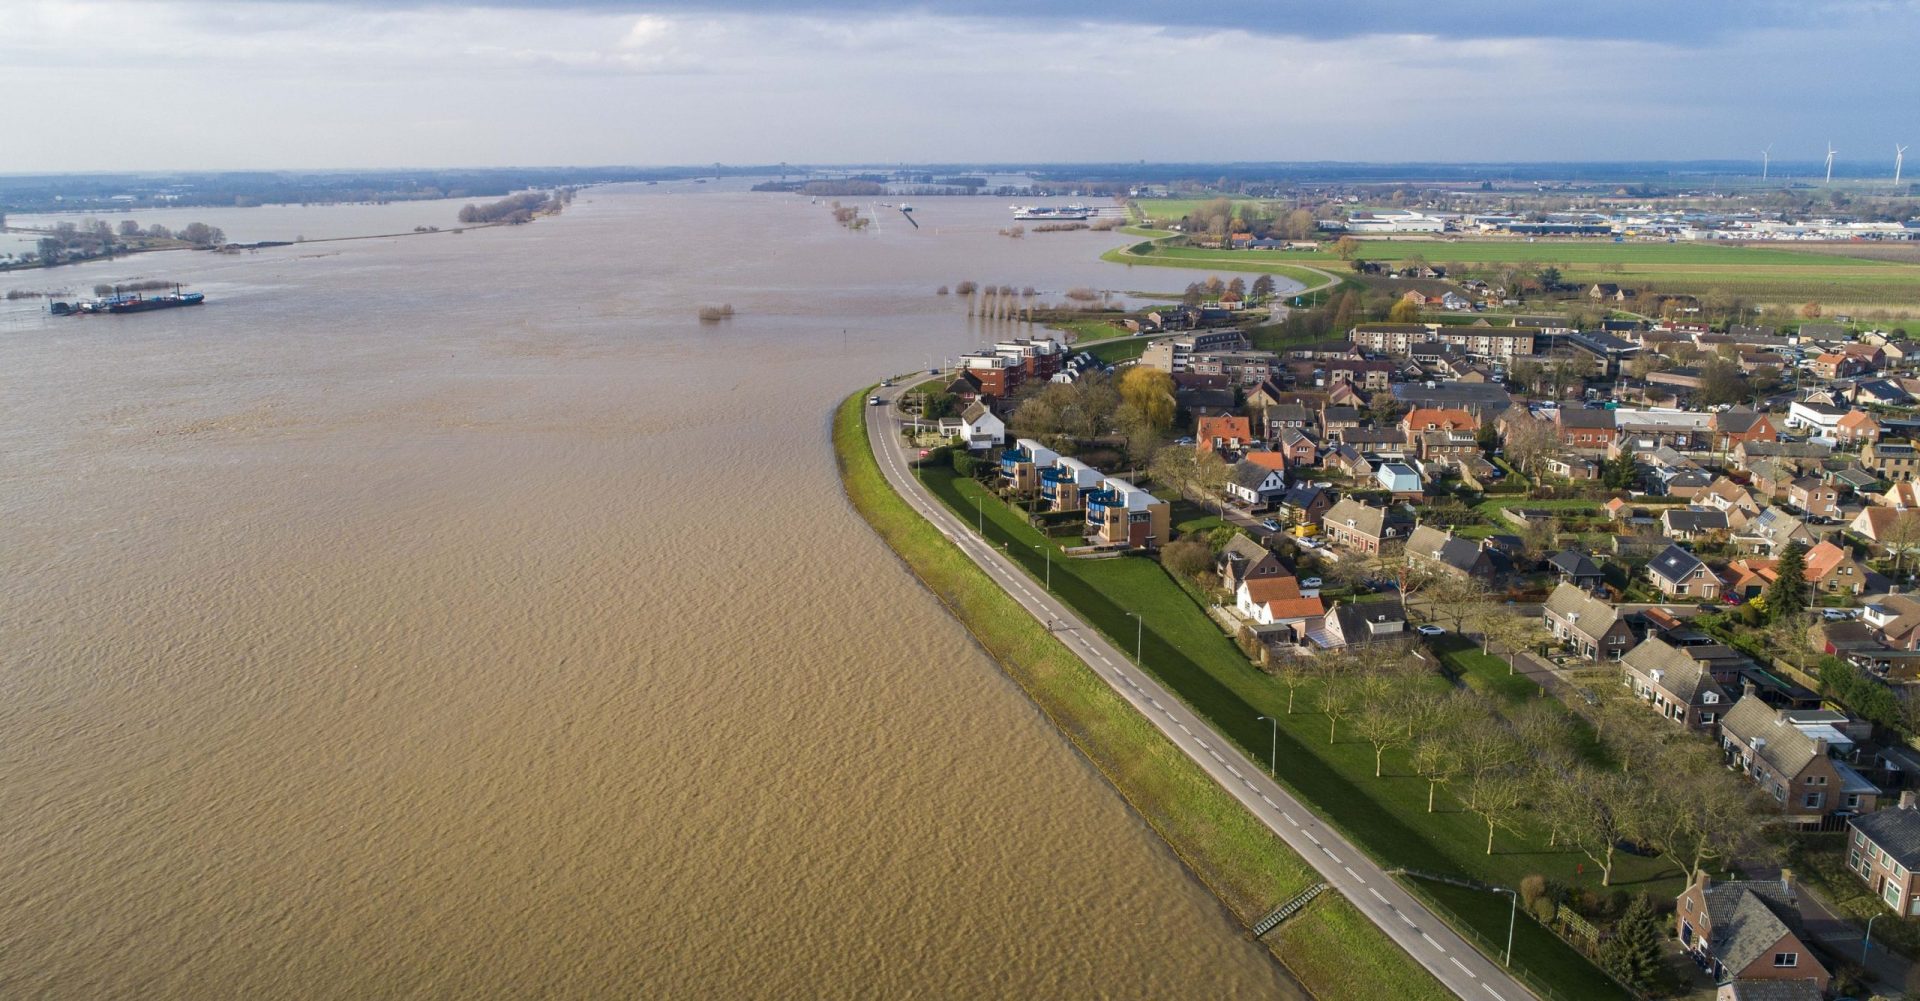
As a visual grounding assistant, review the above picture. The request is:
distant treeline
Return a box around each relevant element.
[457,191,557,225]
[801,180,886,197]
[0,167,737,214]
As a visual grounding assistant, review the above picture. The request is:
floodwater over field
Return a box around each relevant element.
[0,187,1304,999]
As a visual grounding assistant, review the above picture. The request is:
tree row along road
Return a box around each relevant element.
[863,383,1537,1001]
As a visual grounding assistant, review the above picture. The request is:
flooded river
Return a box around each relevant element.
[0,185,1304,999]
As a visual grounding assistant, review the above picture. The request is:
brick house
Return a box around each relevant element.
[1713,408,1780,452]
[1322,498,1411,555]
[1719,695,1880,822]
[1398,407,1477,444]
[1555,407,1617,448]
[1648,544,1724,600]
[1196,413,1254,454]
[1785,477,1842,522]
[1676,872,1829,994]
[1835,409,1883,447]
[1849,804,1920,915]
[1217,533,1287,592]
[1803,539,1867,596]
[1543,582,1634,661]
[1621,636,1730,730]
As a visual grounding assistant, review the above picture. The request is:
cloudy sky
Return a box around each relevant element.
[5,0,1918,171]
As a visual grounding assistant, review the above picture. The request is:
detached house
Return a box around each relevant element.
[1648,543,1724,600]
[1835,409,1883,447]
[1546,550,1605,589]
[1398,407,1477,444]
[958,402,1005,450]
[1714,407,1780,452]
[1803,540,1867,596]
[1226,459,1289,509]
[1277,483,1333,528]
[1719,695,1880,822]
[1676,873,1829,995]
[1308,601,1411,650]
[1555,407,1617,448]
[1622,636,1730,730]
[1405,525,1497,581]
[1217,534,1286,592]
[1323,499,1411,555]
[1662,508,1731,543]
[1543,582,1635,661]
[1196,413,1254,454]
[1785,478,1842,522]
[1235,575,1325,637]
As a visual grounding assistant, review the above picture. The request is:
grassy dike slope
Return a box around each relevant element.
[833,392,1450,1001]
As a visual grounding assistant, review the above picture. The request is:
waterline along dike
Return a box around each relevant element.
[833,390,1451,1001]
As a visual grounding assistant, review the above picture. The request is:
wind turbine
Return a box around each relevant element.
[1761,145,1772,180]
[1824,143,1837,185]
[1898,144,1910,187]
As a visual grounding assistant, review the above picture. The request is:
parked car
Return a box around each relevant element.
[1416,624,1446,637]
[917,449,931,458]
[1301,577,1322,589]
[1261,518,1283,533]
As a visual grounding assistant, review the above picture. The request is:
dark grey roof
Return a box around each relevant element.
[1724,980,1823,1001]
[1333,602,1407,643]
[1407,525,1490,575]
[1701,880,1803,977]
[1281,483,1326,509]
[1556,408,1617,429]
[1721,695,1825,778]
[1322,406,1361,423]
[1851,808,1920,870]
[1648,544,1706,586]
[1740,440,1830,459]
[1391,382,1514,410]
[1548,550,1602,579]
[1623,636,1724,706]
[1231,460,1282,491]
[1663,509,1730,533]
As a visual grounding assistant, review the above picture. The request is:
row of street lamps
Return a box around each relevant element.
[952,444,1521,974]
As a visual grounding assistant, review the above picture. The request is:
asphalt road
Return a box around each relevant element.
[863,383,1538,1001]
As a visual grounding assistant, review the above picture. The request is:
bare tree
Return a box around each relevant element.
[1411,735,1464,812]
[1461,767,1529,855]
[1354,699,1411,777]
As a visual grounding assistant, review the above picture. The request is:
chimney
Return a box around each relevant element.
[1742,679,1758,700]
[1780,868,1795,901]
[1900,790,1917,811]
[1692,869,1711,894]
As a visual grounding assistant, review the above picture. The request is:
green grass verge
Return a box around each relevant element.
[1100,241,1341,292]
[914,464,1642,1001]
[833,392,1450,1001]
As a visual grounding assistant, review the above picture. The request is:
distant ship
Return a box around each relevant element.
[107,289,205,313]
[51,286,205,315]
[1013,204,1091,221]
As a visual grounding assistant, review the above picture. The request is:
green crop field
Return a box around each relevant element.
[1132,197,1284,223]
[1107,232,1920,312]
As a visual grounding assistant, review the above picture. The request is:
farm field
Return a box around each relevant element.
[1110,234,1920,313]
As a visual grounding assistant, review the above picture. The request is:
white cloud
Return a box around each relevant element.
[0,1,1914,170]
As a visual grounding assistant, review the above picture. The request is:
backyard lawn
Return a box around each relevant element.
[922,464,1660,1001]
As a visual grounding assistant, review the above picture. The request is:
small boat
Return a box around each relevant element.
[106,289,204,313]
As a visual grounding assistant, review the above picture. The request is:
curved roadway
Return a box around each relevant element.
[864,382,1537,1001]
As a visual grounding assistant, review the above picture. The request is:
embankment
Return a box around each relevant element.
[831,391,1449,1001]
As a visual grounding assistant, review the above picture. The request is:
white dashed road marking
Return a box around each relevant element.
[1450,958,1475,977]
[1369,888,1389,904]
[1421,932,1443,951]
[1226,765,1243,779]
[1483,986,1507,1001]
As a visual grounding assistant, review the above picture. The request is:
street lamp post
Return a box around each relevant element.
[1255,715,1277,775]
[1492,887,1517,967]
[1033,543,1051,590]
[1125,611,1143,665]
[976,496,983,535]
[1864,913,1881,963]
